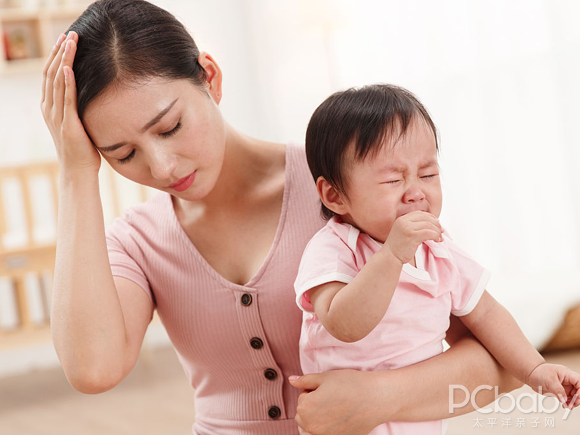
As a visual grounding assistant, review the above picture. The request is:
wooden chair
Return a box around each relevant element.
[0,161,59,350]
[0,161,151,352]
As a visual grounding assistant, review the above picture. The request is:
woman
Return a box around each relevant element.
[41,1,521,434]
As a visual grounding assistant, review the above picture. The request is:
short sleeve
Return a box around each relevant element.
[446,236,491,317]
[106,217,154,304]
[294,226,359,313]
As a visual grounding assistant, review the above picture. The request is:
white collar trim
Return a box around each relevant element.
[369,237,432,281]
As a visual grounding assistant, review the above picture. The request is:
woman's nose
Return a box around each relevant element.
[149,148,178,180]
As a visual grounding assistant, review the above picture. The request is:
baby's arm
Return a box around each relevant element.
[461,291,580,408]
[308,248,403,342]
[309,211,442,342]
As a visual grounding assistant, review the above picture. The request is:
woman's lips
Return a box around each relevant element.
[168,171,196,192]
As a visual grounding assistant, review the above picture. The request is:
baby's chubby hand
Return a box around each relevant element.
[526,363,580,409]
[384,211,443,265]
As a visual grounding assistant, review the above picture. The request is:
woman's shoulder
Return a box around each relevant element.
[285,142,312,179]
[106,191,173,240]
[255,141,313,196]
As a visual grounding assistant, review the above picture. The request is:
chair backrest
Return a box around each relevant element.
[0,161,150,350]
[0,161,59,348]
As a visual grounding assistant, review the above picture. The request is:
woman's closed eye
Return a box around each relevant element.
[117,149,136,164]
[116,121,182,164]
[160,121,182,138]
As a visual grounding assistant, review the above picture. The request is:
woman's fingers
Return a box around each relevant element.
[289,374,322,392]
[54,37,77,124]
[63,65,78,126]
[43,34,68,111]
[41,33,66,105]
[53,33,78,120]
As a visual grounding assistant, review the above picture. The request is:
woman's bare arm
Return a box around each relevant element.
[290,315,522,434]
[43,33,152,393]
[52,177,153,393]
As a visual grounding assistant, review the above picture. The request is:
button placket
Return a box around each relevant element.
[234,289,286,420]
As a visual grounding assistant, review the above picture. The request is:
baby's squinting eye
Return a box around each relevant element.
[384,180,401,184]
[421,174,439,179]
[160,121,182,138]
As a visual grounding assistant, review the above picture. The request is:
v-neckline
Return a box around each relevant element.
[165,144,292,291]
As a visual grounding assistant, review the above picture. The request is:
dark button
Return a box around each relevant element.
[268,406,281,419]
[264,368,277,381]
[241,293,253,306]
[250,337,264,349]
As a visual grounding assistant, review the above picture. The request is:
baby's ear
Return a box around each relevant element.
[316,177,349,215]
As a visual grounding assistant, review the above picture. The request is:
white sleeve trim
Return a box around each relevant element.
[295,272,354,313]
[451,269,491,317]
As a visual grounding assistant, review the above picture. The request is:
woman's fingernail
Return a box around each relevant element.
[288,375,300,382]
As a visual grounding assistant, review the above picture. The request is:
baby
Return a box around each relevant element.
[295,84,580,434]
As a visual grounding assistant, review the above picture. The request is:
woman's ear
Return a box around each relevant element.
[198,52,223,104]
[316,176,349,216]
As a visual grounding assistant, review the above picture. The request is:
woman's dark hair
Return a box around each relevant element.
[305,84,439,220]
[69,0,207,119]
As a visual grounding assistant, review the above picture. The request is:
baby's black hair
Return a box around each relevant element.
[305,84,438,220]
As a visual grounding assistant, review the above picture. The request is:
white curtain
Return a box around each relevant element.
[1,0,577,349]
[244,0,580,346]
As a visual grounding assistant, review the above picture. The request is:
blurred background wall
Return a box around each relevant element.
[1,0,579,376]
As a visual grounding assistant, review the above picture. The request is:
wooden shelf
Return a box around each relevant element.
[1,6,84,21]
[0,3,88,74]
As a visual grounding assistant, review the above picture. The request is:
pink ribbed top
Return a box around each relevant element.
[105,143,324,434]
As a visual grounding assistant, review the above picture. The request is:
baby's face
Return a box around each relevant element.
[340,118,442,243]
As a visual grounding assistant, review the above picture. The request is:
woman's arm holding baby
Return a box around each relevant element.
[461,291,580,408]
[291,315,523,434]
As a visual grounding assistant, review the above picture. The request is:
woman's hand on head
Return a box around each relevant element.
[41,32,101,176]
[289,370,387,435]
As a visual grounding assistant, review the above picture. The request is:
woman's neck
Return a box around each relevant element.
[175,124,284,215]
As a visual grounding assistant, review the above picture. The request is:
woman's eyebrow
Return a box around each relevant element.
[96,99,179,152]
[140,98,178,132]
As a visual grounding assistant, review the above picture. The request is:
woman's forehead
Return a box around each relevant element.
[84,79,190,122]
[82,79,185,142]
